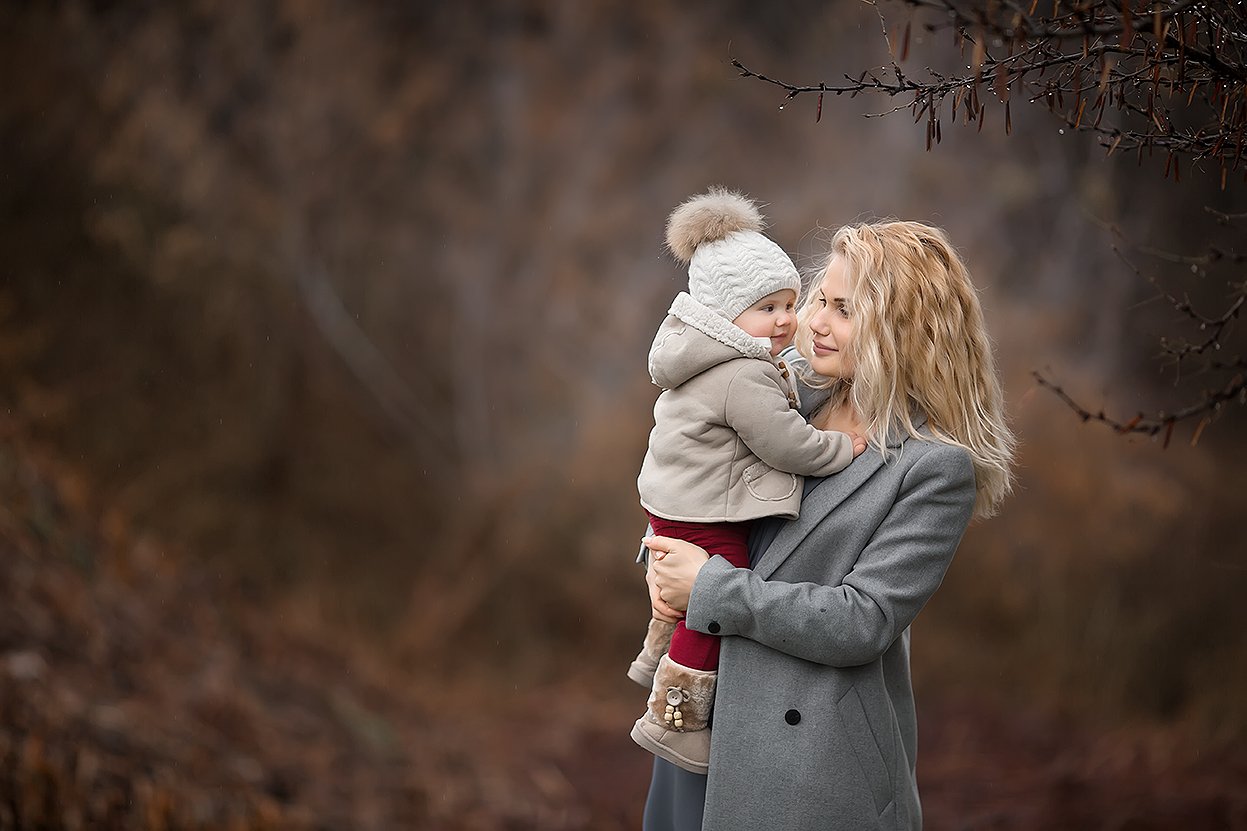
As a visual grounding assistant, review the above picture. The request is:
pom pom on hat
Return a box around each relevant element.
[665,187,765,264]
[665,187,801,322]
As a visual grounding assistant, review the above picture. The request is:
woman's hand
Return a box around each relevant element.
[646,557,684,624]
[644,535,711,614]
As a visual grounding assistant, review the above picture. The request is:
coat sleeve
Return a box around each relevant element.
[682,444,976,668]
[722,363,855,478]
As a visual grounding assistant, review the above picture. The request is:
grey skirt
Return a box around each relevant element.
[642,758,707,831]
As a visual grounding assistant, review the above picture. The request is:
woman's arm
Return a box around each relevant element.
[657,444,975,668]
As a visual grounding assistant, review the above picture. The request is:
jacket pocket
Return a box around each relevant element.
[741,460,798,502]
[836,686,893,815]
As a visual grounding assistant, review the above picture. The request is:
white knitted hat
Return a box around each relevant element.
[666,187,800,321]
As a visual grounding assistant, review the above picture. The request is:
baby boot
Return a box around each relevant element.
[626,618,677,687]
[629,654,715,774]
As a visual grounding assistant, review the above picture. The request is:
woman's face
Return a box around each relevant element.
[806,255,854,380]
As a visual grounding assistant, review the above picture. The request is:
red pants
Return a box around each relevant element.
[647,513,751,671]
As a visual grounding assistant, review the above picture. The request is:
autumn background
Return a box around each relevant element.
[2,1,1246,829]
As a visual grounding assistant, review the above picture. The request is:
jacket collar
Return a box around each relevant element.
[668,292,772,361]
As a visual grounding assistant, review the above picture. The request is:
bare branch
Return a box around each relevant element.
[1033,211,1247,441]
[1032,369,1246,444]
[735,1,1247,170]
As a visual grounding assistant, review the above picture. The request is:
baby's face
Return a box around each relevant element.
[733,289,797,357]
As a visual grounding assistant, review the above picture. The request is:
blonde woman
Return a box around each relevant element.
[639,220,1015,831]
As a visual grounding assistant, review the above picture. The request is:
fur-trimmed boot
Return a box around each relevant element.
[626,618,677,687]
[629,654,715,774]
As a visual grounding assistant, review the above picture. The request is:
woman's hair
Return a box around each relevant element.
[794,220,1015,518]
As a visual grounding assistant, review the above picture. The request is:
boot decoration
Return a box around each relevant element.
[664,687,693,729]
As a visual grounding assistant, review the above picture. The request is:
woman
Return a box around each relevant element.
[640,220,1015,831]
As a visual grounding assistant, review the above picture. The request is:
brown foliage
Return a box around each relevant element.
[0,423,652,829]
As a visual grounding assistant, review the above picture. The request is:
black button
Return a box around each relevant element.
[707,621,721,634]
[784,709,801,725]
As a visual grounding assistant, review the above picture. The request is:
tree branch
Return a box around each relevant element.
[1032,369,1246,445]
[734,1,1247,168]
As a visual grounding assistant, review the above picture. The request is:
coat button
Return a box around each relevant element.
[784,709,801,725]
[707,621,721,634]
[776,361,786,369]
[780,369,790,378]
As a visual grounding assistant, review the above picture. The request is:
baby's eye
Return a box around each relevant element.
[761,304,774,312]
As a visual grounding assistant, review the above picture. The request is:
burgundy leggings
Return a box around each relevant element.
[647,513,751,671]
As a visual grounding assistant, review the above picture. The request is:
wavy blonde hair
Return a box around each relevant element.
[794,220,1015,518]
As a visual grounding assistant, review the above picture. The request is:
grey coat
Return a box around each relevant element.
[643,418,976,831]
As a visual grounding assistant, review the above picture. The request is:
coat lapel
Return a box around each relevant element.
[753,450,884,579]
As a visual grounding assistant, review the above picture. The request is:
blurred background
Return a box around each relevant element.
[2,1,1245,828]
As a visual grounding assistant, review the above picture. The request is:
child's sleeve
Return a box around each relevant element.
[723,364,855,477]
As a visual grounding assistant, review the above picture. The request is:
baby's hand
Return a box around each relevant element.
[848,432,868,457]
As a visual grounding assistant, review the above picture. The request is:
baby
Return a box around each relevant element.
[629,188,864,773]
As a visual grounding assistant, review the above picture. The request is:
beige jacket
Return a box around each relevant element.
[637,292,856,523]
